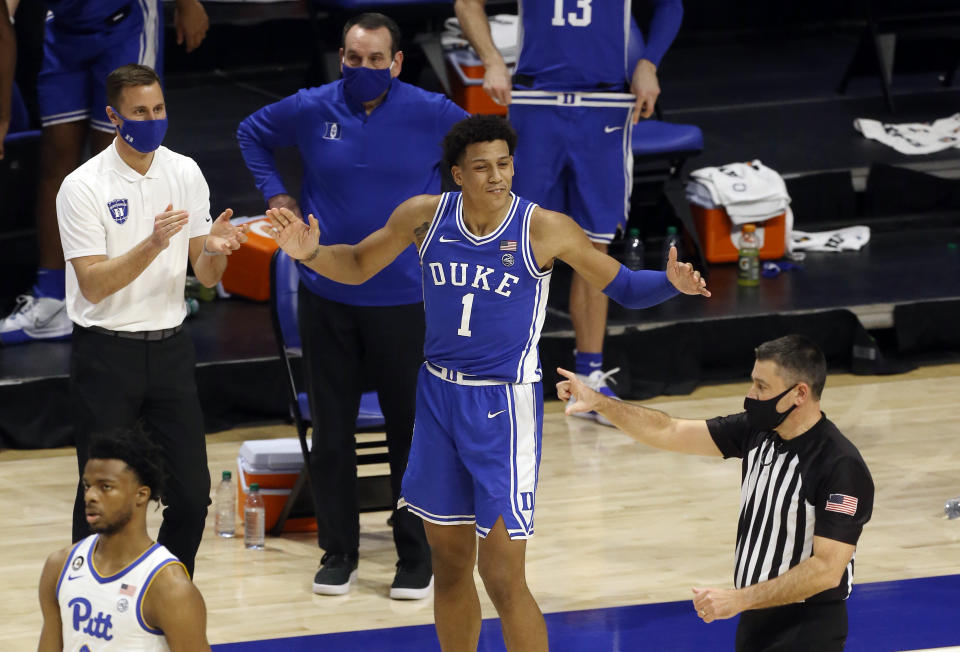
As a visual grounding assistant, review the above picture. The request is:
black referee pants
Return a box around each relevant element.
[69,326,210,578]
[736,600,848,652]
[298,288,429,566]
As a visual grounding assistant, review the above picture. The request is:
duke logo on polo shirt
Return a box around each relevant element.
[107,198,129,225]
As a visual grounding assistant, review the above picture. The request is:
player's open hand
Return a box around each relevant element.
[557,367,602,415]
[266,207,321,262]
[204,208,249,254]
[665,246,710,297]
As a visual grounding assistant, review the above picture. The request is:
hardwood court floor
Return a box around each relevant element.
[2,364,959,649]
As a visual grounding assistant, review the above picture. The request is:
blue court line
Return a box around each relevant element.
[213,573,960,651]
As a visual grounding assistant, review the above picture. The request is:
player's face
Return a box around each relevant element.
[340,25,401,75]
[112,82,166,122]
[452,140,514,209]
[82,459,148,535]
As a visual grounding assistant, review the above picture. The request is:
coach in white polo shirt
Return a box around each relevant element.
[57,63,247,578]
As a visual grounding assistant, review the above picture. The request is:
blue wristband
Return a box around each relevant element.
[602,265,678,309]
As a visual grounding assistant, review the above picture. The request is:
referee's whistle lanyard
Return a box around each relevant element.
[108,107,168,154]
[744,385,798,433]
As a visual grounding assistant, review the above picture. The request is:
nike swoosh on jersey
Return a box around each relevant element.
[487,410,506,419]
[604,126,624,133]
[67,574,83,581]
[438,236,460,243]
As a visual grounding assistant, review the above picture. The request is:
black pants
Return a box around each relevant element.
[298,289,429,565]
[70,326,210,578]
[736,601,848,652]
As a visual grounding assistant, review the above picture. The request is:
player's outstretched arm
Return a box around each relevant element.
[557,367,721,456]
[531,207,709,309]
[37,548,68,652]
[143,563,211,652]
[267,194,440,285]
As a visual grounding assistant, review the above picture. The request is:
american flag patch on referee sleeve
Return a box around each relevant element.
[825,493,858,515]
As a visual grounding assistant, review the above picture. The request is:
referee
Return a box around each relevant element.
[57,63,247,578]
[558,334,874,652]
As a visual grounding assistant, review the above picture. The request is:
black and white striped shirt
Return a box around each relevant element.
[707,412,874,603]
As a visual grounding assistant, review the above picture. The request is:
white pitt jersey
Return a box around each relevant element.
[57,535,185,652]
[57,140,213,331]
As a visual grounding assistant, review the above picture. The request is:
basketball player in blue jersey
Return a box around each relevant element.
[267,114,708,651]
[455,0,684,425]
[0,0,208,345]
[38,427,210,651]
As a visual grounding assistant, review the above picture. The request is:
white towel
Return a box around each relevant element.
[854,114,960,155]
[790,226,870,252]
[442,15,519,63]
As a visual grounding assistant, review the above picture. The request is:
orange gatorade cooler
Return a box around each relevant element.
[236,439,316,533]
[446,49,509,116]
[220,215,279,301]
[690,205,787,263]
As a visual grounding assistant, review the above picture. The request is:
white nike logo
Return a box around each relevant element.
[487,410,506,419]
[604,126,623,133]
[589,362,602,368]
[439,236,460,243]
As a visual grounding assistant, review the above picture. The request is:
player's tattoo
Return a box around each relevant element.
[413,221,431,248]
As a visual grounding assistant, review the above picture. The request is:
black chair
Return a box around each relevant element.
[268,249,392,534]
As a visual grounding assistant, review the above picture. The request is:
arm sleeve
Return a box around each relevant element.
[236,93,302,202]
[640,0,684,68]
[705,412,751,459]
[57,178,107,260]
[601,264,678,309]
[186,159,212,239]
[814,457,875,545]
[437,95,470,134]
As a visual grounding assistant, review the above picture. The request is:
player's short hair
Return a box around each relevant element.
[87,424,165,504]
[755,334,827,399]
[342,12,401,57]
[442,114,518,170]
[105,64,161,109]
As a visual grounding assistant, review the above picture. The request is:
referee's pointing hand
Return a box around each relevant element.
[556,367,601,416]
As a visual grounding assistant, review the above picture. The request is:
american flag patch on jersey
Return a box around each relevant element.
[500,240,517,251]
[119,583,137,596]
[825,493,858,515]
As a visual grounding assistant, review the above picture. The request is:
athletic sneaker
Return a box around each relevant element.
[567,367,621,427]
[0,294,72,345]
[389,561,433,600]
[312,553,358,596]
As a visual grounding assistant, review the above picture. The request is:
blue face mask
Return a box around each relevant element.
[109,107,168,153]
[341,61,394,104]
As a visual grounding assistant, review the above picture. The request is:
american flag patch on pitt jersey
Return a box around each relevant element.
[500,240,517,251]
[119,583,137,596]
[825,493,858,515]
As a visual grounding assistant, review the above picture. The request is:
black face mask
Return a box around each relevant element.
[743,385,798,431]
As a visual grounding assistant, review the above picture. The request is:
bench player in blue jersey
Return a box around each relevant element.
[0,0,208,345]
[455,0,684,425]
[38,427,210,651]
[267,114,708,651]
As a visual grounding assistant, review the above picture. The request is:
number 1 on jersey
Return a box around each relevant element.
[458,293,474,337]
[552,0,592,27]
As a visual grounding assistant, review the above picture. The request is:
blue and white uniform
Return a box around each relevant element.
[40,0,162,133]
[399,192,550,539]
[56,534,184,651]
[510,0,683,242]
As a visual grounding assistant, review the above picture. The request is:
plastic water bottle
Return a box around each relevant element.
[244,483,266,549]
[946,498,960,520]
[184,297,199,318]
[662,226,682,270]
[737,224,760,287]
[214,471,235,538]
[623,228,644,270]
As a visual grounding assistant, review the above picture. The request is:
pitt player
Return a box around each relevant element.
[38,429,210,651]
[267,114,709,651]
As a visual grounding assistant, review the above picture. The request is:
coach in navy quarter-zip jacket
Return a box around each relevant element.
[237,12,468,600]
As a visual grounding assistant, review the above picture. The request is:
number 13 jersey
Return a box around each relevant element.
[419,192,551,384]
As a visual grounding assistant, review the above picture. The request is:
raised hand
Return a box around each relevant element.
[665,246,711,297]
[204,208,249,255]
[266,207,321,261]
[150,204,190,251]
[556,367,602,416]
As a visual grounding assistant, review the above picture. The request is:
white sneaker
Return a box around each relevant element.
[0,295,72,345]
[567,367,621,427]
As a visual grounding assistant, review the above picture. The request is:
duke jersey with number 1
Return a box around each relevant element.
[420,192,550,383]
[517,0,630,91]
[57,535,184,651]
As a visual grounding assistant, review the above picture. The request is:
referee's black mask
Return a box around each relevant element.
[744,385,798,431]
